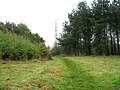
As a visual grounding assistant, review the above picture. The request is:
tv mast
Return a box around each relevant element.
[54,19,60,55]
[55,19,58,44]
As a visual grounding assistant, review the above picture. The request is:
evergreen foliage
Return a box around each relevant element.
[58,0,120,55]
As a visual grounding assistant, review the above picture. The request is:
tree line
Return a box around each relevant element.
[0,22,50,60]
[58,0,120,56]
[0,22,44,44]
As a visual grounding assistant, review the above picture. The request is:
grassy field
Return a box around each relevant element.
[0,56,120,90]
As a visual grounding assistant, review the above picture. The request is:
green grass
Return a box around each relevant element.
[0,56,120,90]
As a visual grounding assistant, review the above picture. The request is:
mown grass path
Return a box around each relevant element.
[0,56,120,90]
[60,57,99,90]
[47,56,120,90]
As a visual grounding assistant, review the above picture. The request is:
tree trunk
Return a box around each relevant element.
[110,29,113,55]
[113,39,116,55]
[106,38,109,55]
[116,30,119,55]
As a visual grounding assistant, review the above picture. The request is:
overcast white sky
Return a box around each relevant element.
[0,0,93,47]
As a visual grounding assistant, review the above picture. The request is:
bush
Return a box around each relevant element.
[0,31,48,60]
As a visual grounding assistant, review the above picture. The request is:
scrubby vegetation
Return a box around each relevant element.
[0,22,50,60]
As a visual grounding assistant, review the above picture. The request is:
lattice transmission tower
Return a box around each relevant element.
[55,19,58,44]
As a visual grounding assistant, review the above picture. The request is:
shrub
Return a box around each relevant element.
[0,31,48,60]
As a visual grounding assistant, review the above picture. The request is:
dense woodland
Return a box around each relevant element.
[57,0,120,56]
[0,22,49,60]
